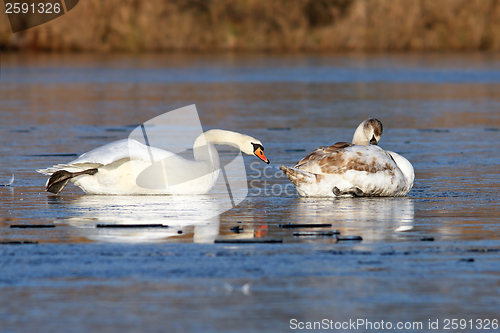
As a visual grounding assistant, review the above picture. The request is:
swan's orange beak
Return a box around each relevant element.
[255,147,270,164]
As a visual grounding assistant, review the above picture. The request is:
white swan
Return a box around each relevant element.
[280,119,414,197]
[38,129,269,195]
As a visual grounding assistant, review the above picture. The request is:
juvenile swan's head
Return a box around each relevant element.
[352,118,383,146]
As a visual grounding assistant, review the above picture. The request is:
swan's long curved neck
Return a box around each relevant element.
[192,130,251,168]
[352,122,369,145]
[352,119,383,146]
[194,130,246,151]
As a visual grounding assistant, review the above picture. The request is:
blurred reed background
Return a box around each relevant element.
[1,0,500,52]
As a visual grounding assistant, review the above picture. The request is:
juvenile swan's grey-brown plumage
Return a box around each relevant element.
[280,119,414,197]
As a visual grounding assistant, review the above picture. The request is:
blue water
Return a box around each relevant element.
[1,52,500,332]
[3,53,500,84]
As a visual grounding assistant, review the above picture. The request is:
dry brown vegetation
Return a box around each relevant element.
[1,0,500,52]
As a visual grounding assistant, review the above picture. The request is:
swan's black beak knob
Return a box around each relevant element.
[254,146,270,164]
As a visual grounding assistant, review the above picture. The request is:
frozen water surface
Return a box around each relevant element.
[1,53,500,332]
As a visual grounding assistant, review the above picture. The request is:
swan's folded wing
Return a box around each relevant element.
[294,142,353,168]
[37,139,175,175]
[69,139,173,165]
[297,145,397,176]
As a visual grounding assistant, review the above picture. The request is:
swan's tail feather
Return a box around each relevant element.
[37,163,102,176]
[46,169,98,195]
[280,165,315,187]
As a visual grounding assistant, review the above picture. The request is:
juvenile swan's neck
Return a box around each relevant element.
[352,122,370,145]
[352,119,383,146]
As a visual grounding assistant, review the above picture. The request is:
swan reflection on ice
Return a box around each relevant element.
[54,195,222,243]
[286,197,415,241]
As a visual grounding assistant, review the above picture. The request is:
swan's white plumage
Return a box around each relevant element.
[39,139,175,174]
[38,130,268,195]
[280,119,414,198]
